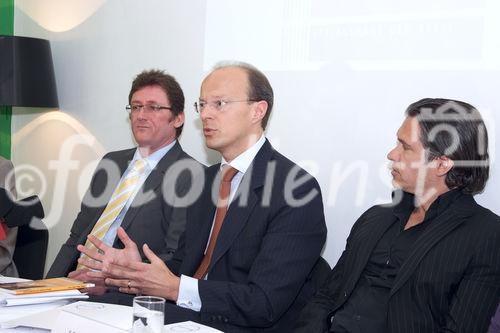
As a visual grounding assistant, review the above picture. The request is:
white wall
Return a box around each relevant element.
[12,0,500,273]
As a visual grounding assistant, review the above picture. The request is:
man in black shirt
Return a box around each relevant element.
[294,98,500,333]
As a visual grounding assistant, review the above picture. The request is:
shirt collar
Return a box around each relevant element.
[424,188,463,221]
[392,188,463,224]
[133,140,177,170]
[221,135,266,174]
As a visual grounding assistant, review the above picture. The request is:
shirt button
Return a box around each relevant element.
[187,301,193,306]
[355,315,361,321]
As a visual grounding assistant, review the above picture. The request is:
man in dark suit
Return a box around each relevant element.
[79,62,327,331]
[47,70,202,301]
[294,98,500,332]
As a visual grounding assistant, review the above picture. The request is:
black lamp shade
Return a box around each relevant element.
[0,35,59,108]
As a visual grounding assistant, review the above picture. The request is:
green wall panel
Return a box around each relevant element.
[0,0,14,158]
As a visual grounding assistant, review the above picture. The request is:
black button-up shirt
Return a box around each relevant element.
[330,189,462,333]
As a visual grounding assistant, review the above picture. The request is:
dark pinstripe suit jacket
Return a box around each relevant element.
[294,192,500,333]
[165,140,327,332]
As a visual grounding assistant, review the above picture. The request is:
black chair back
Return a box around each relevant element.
[12,219,48,280]
[306,256,332,292]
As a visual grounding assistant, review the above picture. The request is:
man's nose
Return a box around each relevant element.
[387,147,398,161]
[199,106,215,120]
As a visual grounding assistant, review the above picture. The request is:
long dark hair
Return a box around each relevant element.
[406,98,489,194]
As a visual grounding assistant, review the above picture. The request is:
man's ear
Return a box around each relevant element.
[173,112,185,128]
[251,100,268,125]
[436,156,454,176]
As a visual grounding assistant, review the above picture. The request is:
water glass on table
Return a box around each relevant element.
[132,296,165,333]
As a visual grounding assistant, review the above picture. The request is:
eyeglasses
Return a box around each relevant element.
[126,104,172,113]
[194,99,258,114]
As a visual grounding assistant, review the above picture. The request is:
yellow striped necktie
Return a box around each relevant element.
[77,159,147,269]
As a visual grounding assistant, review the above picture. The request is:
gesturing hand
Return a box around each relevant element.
[67,269,107,295]
[102,243,181,301]
[76,227,142,279]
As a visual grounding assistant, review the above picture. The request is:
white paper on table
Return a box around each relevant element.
[164,321,224,332]
[1,300,132,332]
[0,300,69,329]
[1,289,83,299]
[0,276,29,284]
[0,327,48,333]
[0,328,48,333]
[0,290,88,307]
[55,301,133,331]
[53,310,128,333]
[2,294,88,306]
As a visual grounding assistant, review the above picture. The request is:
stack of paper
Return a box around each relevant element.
[0,277,93,295]
[0,277,92,307]
[0,289,88,306]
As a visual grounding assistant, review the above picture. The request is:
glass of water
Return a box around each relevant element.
[132,296,165,333]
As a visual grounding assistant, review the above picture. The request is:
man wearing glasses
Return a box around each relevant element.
[47,70,201,303]
[79,62,328,331]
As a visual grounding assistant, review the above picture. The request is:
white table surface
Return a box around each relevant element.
[0,276,62,332]
[1,276,222,332]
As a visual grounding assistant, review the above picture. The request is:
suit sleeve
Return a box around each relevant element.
[293,250,347,332]
[165,163,205,272]
[166,228,185,275]
[197,176,327,328]
[155,186,187,263]
[293,208,368,332]
[155,163,200,263]
[0,159,17,276]
[443,224,500,332]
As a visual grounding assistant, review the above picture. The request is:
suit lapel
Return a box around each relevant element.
[186,167,218,274]
[116,150,134,177]
[206,141,273,275]
[390,194,475,296]
[120,142,183,231]
[78,150,132,245]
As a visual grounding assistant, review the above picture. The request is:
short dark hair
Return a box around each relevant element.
[406,98,489,194]
[213,61,274,129]
[128,69,184,137]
